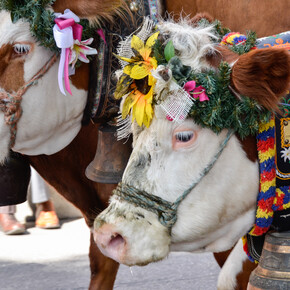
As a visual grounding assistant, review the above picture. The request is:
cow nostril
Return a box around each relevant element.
[94,228,127,263]
[109,233,125,249]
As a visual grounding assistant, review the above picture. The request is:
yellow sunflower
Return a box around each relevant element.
[121,80,155,128]
[115,31,159,127]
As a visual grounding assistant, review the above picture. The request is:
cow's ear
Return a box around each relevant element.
[231,48,290,111]
[52,0,125,19]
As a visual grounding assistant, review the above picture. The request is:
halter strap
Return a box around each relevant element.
[0,54,57,148]
[114,130,234,232]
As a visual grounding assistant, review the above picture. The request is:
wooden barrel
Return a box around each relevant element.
[248,231,290,289]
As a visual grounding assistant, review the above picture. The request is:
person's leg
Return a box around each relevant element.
[0,205,16,214]
[30,167,60,229]
[0,205,25,235]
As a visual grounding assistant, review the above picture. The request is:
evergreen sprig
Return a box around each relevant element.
[0,0,98,52]
[198,18,231,42]
[186,62,271,138]
[229,30,257,55]
[197,18,257,54]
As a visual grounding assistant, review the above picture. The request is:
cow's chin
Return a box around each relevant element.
[93,199,171,266]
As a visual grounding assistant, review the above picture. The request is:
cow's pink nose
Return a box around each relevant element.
[94,223,126,263]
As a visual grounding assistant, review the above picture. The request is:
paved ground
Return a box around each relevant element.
[0,202,220,290]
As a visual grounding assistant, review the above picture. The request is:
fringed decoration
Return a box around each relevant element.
[117,17,155,69]
[136,17,155,42]
[243,116,290,262]
[116,114,132,141]
[249,117,276,236]
[160,88,194,123]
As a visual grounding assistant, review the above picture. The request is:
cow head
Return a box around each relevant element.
[93,19,290,266]
[0,0,124,162]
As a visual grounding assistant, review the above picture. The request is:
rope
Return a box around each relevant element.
[114,182,178,228]
[114,130,234,232]
[0,54,58,148]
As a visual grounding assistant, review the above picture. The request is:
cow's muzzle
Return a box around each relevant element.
[93,223,127,264]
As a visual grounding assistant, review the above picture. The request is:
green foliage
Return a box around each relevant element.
[198,18,231,42]
[197,18,257,54]
[186,62,271,138]
[153,39,166,64]
[164,40,175,62]
[168,57,191,84]
[230,30,257,55]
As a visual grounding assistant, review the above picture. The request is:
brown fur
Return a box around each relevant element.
[165,0,290,37]
[70,63,90,91]
[237,135,258,163]
[89,234,119,290]
[0,42,90,94]
[235,259,257,290]
[214,250,257,290]
[29,122,119,289]
[231,48,290,111]
[206,46,239,68]
[30,123,106,226]
[0,44,25,92]
[52,0,125,21]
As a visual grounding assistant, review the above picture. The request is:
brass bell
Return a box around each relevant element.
[85,124,132,184]
[248,231,290,289]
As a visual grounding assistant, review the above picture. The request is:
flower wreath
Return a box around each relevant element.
[114,18,271,139]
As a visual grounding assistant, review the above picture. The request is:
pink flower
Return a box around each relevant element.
[184,81,209,102]
[69,38,98,68]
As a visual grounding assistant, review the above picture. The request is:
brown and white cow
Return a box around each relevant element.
[0,1,125,289]
[93,19,290,289]
[0,0,288,289]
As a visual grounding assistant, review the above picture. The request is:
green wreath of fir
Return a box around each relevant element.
[150,22,271,139]
[0,0,98,52]
[198,18,257,55]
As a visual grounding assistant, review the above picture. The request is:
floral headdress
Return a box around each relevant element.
[0,0,102,95]
[114,17,271,139]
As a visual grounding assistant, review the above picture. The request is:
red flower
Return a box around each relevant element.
[184,81,209,102]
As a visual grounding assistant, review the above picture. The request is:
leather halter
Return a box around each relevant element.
[0,55,57,148]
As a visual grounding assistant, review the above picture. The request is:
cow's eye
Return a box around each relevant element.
[175,131,194,142]
[13,43,31,57]
[172,128,197,150]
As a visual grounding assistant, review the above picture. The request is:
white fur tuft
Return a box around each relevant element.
[217,239,248,290]
[158,19,217,70]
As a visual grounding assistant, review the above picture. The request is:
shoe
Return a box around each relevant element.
[0,213,26,235]
[36,211,60,229]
